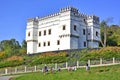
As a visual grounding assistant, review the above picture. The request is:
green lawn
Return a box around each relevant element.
[12,65,120,80]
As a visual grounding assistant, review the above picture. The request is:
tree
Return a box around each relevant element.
[100,18,113,47]
[19,40,27,54]
[21,40,27,49]
[0,39,21,56]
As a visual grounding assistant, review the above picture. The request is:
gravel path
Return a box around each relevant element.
[0,76,13,80]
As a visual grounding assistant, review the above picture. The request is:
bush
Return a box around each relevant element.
[80,47,120,60]
[0,56,24,68]
[30,52,68,66]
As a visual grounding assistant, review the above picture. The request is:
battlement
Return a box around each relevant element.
[27,6,99,22]
[39,12,60,20]
[60,6,78,13]
[28,17,39,22]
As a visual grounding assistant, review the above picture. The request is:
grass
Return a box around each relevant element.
[12,64,120,80]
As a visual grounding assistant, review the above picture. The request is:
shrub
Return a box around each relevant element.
[0,56,24,68]
[80,47,120,60]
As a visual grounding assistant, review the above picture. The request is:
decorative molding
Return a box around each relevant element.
[26,40,38,42]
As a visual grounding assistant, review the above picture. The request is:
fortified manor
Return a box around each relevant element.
[26,6,101,54]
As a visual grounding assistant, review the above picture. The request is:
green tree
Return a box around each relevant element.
[19,40,27,54]
[0,39,21,56]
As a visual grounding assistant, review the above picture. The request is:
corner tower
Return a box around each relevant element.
[26,17,38,54]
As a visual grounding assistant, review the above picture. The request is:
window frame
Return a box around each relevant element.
[83,29,86,35]
[28,32,30,37]
[84,41,86,47]
[43,42,46,46]
[48,29,51,35]
[63,25,66,30]
[44,30,46,36]
[38,43,41,47]
[74,25,77,31]
[48,41,50,46]
[57,40,60,45]
[39,31,41,36]
[96,31,98,37]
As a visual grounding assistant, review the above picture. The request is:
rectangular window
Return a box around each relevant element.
[74,25,77,31]
[48,29,51,35]
[39,31,41,36]
[96,31,98,36]
[84,41,86,47]
[63,25,66,30]
[38,43,41,47]
[48,41,50,46]
[83,29,86,35]
[57,40,60,45]
[43,42,46,46]
[28,32,30,37]
[44,30,46,36]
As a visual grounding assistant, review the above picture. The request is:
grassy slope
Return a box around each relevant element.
[13,65,120,80]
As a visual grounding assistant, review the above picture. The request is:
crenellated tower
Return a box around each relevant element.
[26,17,39,54]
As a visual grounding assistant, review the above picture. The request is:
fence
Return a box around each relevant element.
[0,57,120,75]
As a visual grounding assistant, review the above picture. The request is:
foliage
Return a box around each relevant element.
[0,60,23,68]
[0,39,21,57]
[0,56,24,68]
[5,56,23,61]
[81,47,120,60]
[100,22,120,46]
[30,52,68,65]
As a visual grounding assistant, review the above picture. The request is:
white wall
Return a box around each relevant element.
[26,7,100,54]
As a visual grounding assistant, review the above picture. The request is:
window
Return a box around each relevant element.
[38,43,41,47]
[83,29,86,35]
[44,30,46,36]
[84,42,86,47]
[28,32,30,37]
[48,29,51,35]
[48,41,50,46]
[96,31,98,36]
[43,42,46,46]
[57,40,60,45]
[39,31,41,36]
[74,25,77,31]
[63,25,66,30]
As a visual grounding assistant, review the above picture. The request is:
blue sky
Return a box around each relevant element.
[0,0,120,43]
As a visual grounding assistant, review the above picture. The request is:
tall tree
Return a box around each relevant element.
[0,39,21,56]
[100,18,113,47]
[21,40,27,49]
[19,40,27,54]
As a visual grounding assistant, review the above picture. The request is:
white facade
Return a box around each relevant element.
[26,6,101,54]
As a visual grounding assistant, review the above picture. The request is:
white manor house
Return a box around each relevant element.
[26,6,101,54]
